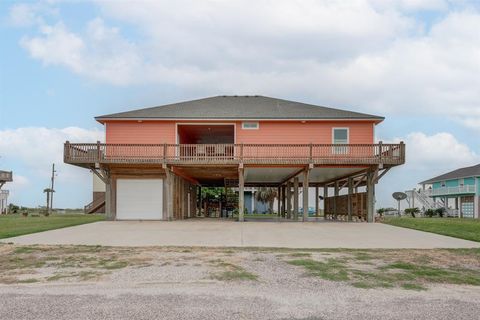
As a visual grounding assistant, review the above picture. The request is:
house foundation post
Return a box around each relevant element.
[347,177,353,221]
[286,180,292,219]
[238,166,245,222]
[323,185,328,219]
[366,170,375,223]
[277,186,281,216]
[333,181,339,220]
[315,186,319,217]
[302,168,310,222]
[103,169,115,221]
[302,168,310,221]
[281,185,286,218]
[293,177,299,220]
[165,168,174,220]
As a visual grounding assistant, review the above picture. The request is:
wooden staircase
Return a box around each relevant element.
[84,195,105,214]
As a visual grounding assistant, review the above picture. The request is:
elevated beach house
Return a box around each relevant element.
[64,96,405,222]
[420,164,480,218]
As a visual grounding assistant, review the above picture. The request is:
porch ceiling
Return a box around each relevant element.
[173,165,367,187]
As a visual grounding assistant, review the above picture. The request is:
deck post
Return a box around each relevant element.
[238,167,245,222]
[165,168,174,220]
[104,176,113,220]
[198,186,202,217]
[315,186,319,217]
[323,185,328,219]
[366,170,375,222]
[281,185,286,218]
[293,177,299,220]
[347,177,353,221]
[302,168,310,221]
[333,181,339,220]
[286,180,292,219]
[277,186,281,216]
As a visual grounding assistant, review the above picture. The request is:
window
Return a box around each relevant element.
[332,128,349,154]
[242,122,259,130]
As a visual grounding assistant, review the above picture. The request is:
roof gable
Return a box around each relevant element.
[95,95,384,122]
[420,164,480,184]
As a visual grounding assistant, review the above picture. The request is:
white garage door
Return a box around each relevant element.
[116,179,163,220]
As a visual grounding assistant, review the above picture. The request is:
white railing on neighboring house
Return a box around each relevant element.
[425,185,476,197]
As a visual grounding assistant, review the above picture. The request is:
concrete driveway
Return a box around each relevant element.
[3,220,479,248]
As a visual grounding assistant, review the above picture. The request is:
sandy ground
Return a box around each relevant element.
[1,245,479,320]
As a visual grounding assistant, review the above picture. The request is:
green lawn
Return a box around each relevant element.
[0,214,105,239]
[383,217,480,242]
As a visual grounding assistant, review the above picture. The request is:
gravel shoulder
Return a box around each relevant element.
[1,245,479,320]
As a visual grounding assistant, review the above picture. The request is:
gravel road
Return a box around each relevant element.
[1,281,479,320]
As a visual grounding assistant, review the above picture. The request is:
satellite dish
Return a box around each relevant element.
[392,192,407,201]
[392,192,407,216]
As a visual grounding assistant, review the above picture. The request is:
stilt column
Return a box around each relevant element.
[238,167,245,222]
[302,169,310,221]
[293,177,299,220]
[366,170,375,222]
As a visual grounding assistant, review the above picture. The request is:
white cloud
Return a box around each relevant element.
[0,127,103,207]
[0,127,102,175]
[14,1,480,130]
[402,132,479,171]
[376,131,480,207]
[9,3,38,27]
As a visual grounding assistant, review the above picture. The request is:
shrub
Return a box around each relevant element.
[435,207,446,218]
[425,209,436,218]
[376,208,386,217]
[404,207,420,218]
[22,211,28,217]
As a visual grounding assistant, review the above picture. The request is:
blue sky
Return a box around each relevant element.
[1,0,479,209]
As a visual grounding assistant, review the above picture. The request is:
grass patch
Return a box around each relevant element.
[286,249,480,290]
[0,244,150,284]
[288,252,312,257]
[288,258,350,281]
[17,278,39,284]
[97,260,129,270]
[211,261,257,281]
[401,283,427,291]
[213,269,258,281]
[383,217,480,242]
[0,214,105,239]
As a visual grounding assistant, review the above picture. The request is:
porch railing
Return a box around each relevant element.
[425,185,476,197]
[64,142,405,166]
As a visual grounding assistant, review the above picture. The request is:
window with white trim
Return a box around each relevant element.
[242,122,259,130]
[332,128,349,154]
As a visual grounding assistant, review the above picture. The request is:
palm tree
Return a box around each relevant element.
[255,187,278,213]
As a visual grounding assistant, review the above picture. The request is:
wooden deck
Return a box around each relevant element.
[64,142,405,167]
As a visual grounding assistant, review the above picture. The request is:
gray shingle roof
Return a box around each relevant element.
[95,95,384,121]
[420,164,480,184]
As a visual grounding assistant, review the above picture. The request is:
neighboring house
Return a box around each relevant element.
[420,164,480,219]
[0,170,13,214]
[64,95,405,222]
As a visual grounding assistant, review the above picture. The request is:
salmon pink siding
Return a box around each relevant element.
[235,121,374,144]
[105,120,376,144]
[106,121,176,144]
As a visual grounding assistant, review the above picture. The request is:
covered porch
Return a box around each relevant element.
[64,142,405,222]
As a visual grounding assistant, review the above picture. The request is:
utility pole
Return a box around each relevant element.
[50,163,56,212]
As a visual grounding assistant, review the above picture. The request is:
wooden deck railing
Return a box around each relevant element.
[64,142,405,166]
